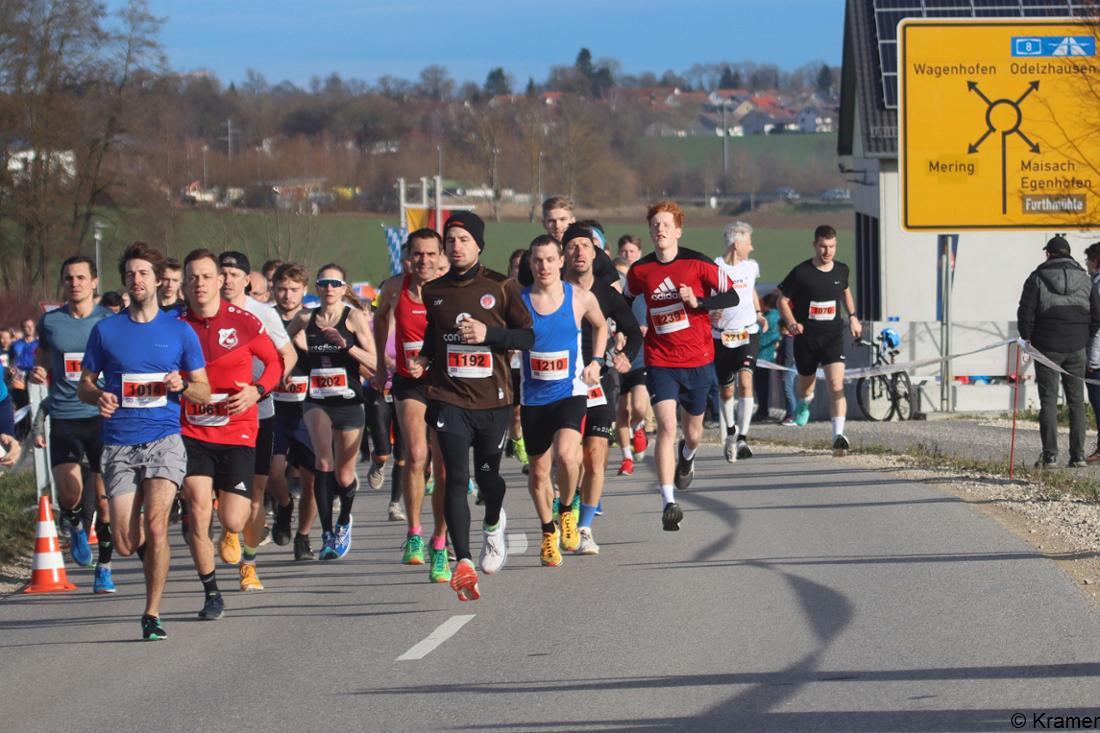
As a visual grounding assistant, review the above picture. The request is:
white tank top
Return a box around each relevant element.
[711,257,760,337]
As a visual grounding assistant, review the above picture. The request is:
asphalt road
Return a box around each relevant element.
[3,445,1100,732]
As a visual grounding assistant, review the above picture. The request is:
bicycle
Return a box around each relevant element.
[855,329,914,421]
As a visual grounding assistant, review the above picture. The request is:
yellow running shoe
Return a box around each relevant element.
[540,530,563,567]
[239,563,264,592]
[560,510,580,552]
[219,531,241,565]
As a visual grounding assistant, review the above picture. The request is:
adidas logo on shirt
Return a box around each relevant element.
[650,277,680,302]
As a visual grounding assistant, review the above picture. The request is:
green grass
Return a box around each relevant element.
[643,133,840,171]
[93,210,852,291]
[0,471,37,565]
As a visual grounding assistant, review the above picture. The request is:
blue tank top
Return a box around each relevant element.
[520,282,585,406]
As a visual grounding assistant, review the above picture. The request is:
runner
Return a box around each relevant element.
[0,377,20,467]
[287,263,376,560]
[218,251,297,587]
[179,249,282,618]
[159,258,183,314]
[373,228,451,577]
[624,201,738,531]
[505,248,529,472]
[9,316,38,424]
[270,263,319,560]
[615,287,650,476]
[712,221,768,463]
[618,234,643,266]
[78,241,210,640]
[561,223,641,552]
[776,224,861,454]
[30,255,115,591]
[416,211,533,600]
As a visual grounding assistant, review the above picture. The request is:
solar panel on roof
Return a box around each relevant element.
[870,0,1083,109]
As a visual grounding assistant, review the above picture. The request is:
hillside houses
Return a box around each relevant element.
[635,87,837,138]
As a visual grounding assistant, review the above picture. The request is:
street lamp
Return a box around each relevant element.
[93,221,108,294]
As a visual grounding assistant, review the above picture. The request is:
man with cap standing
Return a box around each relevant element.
[415,211,534,601]
[1017,235,1100,467]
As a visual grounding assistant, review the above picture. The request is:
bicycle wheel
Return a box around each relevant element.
[891,371,915,420]
[857,375,895,421]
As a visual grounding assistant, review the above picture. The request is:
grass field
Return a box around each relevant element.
[93,209,853,292]
[643,133,840,171]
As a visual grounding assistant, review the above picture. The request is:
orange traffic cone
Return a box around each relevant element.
[88,512,98,545]
[24,496,77,593]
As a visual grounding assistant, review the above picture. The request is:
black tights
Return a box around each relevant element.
[436,432,505,561]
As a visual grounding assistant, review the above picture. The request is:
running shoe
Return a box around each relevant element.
[736,437,753,460]
[334,517,353,559]
[479,510,507,575]
[674,440,695,491]
[595,499,603,516]
[319,531,338,560]
[425,476,434,495]
[618,458,634,475]
[198,592,225,620]
[141,615,167,641]
[257,526,272,547]
[92,564,116,594]
[429,546,452,583]
[388,501,406,522]
[239,564,264,592]
[552,497,561,524]
[272,502,293,546]
[833,434,850,454]
[219,531,241,565]
[513,437,529,465]
[293,533,315,561]
[632,427,648,459]
[1070,458,1089,468]
[368,462,385,490]
[68,525,94,568]
[560,507,579,552]
[402,534,426,565]
[1034,453,1057,468]
[723,434,738,464]
[467,478,477,495]
[576,527,600,555]
[451,558,480,601]
[794,401,811,426]
[540,530,563,567]
[662,502,683,532]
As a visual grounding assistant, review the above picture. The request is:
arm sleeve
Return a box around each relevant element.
[420,313,438,361]
[696,261,739,311]
[251,328,283,393]
[609,289,643,362]
[1017,273,1038,341]
[483,280,535,351]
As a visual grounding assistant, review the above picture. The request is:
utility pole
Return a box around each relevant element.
[93,221,107,295]
[721,99,730,177]
[202,144,209,189]
[491,147,500,221]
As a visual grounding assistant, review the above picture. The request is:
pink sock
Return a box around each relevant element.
[431,535,446,550]
[408,526,422,538]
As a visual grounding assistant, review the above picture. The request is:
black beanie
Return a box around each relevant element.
[443,211,486,251]
[561,223,595,249]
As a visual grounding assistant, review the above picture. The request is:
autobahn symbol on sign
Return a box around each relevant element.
[966,79,1040,215]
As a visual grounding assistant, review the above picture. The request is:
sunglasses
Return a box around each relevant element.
[316,278,346,289]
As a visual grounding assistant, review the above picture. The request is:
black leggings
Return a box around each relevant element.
[436,431,506,562]
[363,388,402,460]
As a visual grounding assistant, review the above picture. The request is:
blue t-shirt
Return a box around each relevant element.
[82,310,205,446]
[38,304,112,420]
[520,283,585,406]
[10,338,38,371]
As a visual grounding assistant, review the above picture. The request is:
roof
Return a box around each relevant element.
[838,0,897,158]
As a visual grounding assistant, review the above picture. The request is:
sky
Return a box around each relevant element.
[111,0,845,87]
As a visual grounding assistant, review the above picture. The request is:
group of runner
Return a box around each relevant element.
[17,196,859,639]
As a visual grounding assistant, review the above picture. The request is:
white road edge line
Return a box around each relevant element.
[396,614,476,661]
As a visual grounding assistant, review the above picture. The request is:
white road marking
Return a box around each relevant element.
[507,532,528,554]
[396,614,476,661]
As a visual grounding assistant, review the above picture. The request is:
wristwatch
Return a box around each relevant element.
[254,383,267,398]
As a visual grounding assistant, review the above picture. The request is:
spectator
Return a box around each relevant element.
[100,291,125,313]
[754,292,782,421]
[1085,242,1100,463]
[1018,235,1100,467]
[779,328,799,426]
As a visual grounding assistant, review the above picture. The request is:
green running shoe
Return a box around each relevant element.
[429,546,452,583]
[794,401,811,426]
[402,534,426,565]
[552,497,561,524]
[513,438,528,465]
[141,614,167,641]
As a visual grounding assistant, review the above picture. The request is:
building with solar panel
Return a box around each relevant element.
[838,0,1094,412]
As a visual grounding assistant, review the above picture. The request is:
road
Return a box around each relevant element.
[3,444,1100,732]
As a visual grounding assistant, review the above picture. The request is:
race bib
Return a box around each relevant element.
[184,393,230,426]
[586,383,607,407]
[529,350,569,381]
[121,372,168,408]
[383,389,393,404]
[650,302,689,335]
[509,351,522,370]
[402,340,423,365]
[808,300,837,321]
[273,375,308,402]
[720,330,750,349]
[446,345,492,378]
[309,368,352,399]
[63,352,84,381]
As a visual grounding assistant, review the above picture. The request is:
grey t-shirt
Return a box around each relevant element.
[37,304,112,420]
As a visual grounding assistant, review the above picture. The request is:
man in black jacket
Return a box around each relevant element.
[1018,236,1100,467]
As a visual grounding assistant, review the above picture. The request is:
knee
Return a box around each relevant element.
[407,443,428,469]
[145,516,169,545]
[336,468,357,487]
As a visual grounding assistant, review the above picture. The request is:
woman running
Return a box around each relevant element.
[288,264,376,560]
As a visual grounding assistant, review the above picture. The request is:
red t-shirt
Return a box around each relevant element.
[180,302,282,446]
[625,247,729,368]
[394,275,428,379]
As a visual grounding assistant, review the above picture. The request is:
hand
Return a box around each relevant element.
[615,331,626,350]
[678,284,698,309]
[164,371,185,393]
[788,322,805,336]
[459,317,488,344]
[370,366,389,392]
[758,314,769,332]
[385,355,397,372]
[98,390,119,418]
[29,366,48,384]
[408,356,428,379]
[612,353,632,374]
[34,435,46,449]
[582,361,602,386]
[321,327,347,348]
[709,310,722,326]
[226,381,260,415]
[849,316,862,340]
[0,434,20,467]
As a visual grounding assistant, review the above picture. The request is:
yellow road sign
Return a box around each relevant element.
[900,19,1100,230]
